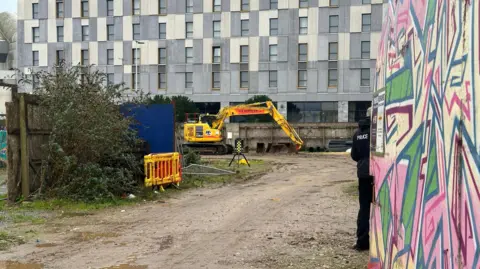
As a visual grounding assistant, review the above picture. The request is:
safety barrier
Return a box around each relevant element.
[144,152,182,190]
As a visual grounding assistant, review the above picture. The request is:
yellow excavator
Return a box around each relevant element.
[183,101,304,155]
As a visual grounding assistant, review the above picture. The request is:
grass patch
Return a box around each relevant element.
[343,181,358,198]
[181,158,271,189]
[0,231,25,250]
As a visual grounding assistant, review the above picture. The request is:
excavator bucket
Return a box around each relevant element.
[265,143,295,154]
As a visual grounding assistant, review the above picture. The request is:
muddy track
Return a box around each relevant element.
[0,154,368,269]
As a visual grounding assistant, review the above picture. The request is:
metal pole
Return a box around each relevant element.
[135,47,138,92]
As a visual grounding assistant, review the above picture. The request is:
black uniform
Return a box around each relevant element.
[350,117,373,251]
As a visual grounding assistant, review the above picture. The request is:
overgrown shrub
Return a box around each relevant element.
[183,148,201,166]
[21,63,147,201]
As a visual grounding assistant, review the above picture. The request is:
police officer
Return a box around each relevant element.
[350,107,373,251]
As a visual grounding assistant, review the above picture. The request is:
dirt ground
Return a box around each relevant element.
[0,154,368,269]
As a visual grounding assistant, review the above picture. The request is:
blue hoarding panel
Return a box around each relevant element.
[121,104,175,154]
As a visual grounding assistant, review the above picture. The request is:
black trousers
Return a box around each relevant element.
[357,176,373,247]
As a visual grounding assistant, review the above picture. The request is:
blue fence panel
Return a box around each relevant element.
[121,104,175,154]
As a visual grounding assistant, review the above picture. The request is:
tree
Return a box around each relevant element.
[0,12,16,44]
[243,95,275,123]
[20,63,145,201]
[148,95,199,122]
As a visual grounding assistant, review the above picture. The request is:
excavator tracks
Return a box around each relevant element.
[182,143,234,155]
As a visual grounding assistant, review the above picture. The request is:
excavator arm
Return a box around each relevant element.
[208,101,304,150]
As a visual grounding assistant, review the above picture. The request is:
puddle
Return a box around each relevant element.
[35,243,57,248]
[70,232,120,242]
[0,261,43,269]
[101,265,147,269]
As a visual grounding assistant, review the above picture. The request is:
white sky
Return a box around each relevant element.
[0,0,17,14]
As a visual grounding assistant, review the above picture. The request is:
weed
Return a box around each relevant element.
[0,231,25,250]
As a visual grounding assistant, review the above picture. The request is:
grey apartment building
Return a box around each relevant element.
[16,0,386,122]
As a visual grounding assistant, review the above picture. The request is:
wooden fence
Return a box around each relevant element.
[6,92,50,202]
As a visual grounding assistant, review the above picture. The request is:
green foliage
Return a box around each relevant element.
[243,95,275,123]
[20,62,146,202]
[148,95,199,122]
[183,147,201,166]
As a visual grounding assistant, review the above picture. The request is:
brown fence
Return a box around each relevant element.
[6,92,51,202]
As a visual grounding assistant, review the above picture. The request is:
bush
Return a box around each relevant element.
[21,63,147,201]
[183,148,201,166]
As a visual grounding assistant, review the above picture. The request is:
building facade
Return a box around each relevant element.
[16,0,387,122]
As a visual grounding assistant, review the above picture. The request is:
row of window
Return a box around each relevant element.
[126,68,370,91]
[30,14,371,45]
[35,0,373,19]
[33,41,370,69]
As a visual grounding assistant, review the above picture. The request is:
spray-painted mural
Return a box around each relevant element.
[0,130,6,164]
[370,0,480,268]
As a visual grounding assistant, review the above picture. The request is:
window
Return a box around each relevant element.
[132,73,139,89]
[106,24,114,41]
[361,41,370,59]
[329,15,339,33]
[299,0,308,8]
[32,27,40,43]
[132,48,140,65]
[328,69,337,87]
[362,0,371,4]
[56,50,64,65]
[299,17,308,35]
[270,18,278,36]
[107,49,114,65]
[298,44,307,62]
[32,51,39,66]
[186,0,193,13]
[240,45,249,63]
[287,102,338,123]
[240,71,249,88]
[328,42,338,60]
[107,73,114,86]
[213,0,221,12]
[82,26,89,41]
[132,0,140,15]
[159,0,167,14]
[133,24,140,40]
[330,0,339,6]
[185,47,193,63]
[269,71,277,87]
[107,0,114,16]
[32,3,39,19]
[269,45,278,61]
[241,0,249,11]
[185,72,193,88]
[212,72,220,89]
[57,26,64,42]
[348,101,370,123]
[159,23,166,39]
[362,14,371,32]
[298,70,307,87]
[241,20,249,36]
[361,68,370,86]
[270,0,278,9]
[81,0,89,17]
[158,73,166,89]
[186,22,193,38]
[81,49,89,65]
[213,47,221,63]
[56,0,64,18]
[159,48,167,64]
[213,21,220,38]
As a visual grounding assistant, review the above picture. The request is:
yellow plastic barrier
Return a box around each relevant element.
[144,152,182,190]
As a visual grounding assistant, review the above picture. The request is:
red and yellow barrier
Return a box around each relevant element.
[144,152,182,190]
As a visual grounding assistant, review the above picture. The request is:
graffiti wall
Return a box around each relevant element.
[370,0,480,268]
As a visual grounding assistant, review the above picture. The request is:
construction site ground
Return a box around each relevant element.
[0,154,368,269]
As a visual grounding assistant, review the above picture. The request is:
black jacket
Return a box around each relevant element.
[351,117,371,178]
